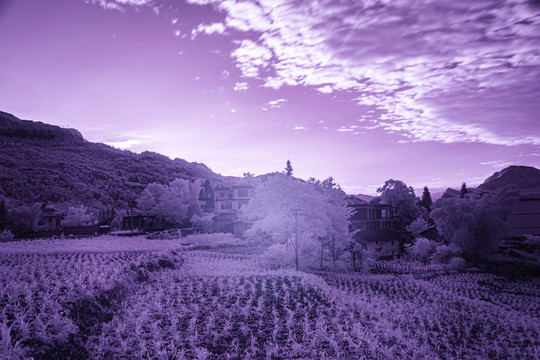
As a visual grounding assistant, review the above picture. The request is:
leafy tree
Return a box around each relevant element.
[9,203,43,234]
[138,179,202,227]
[460,182,468,198]
[62,205,94,226]
[0,198,7,222]
[377,179,420,228]
[406,237,436,263]
[314,177,351,266]
[407,217,429,237]
[285,160,293,178]
[243,174,343,270]
[419,186,433,212]
[431,188,518,261]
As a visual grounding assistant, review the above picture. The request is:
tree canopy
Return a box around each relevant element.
[242,174,350,270]
[377,179,420,228]
[137,179,202,226]
[431,188,518,261]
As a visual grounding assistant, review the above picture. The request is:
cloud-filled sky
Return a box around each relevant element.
[1,0,539,194]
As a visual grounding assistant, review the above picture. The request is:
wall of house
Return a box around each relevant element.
[508,198,540,236]
[366,239,400,259]
[214,186,253,214]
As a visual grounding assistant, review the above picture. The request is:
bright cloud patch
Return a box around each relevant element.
[104,139,145,149]
[267,98,287,109]
[192,22,226,38]
[233,82,249,91]
[184,0,540,146]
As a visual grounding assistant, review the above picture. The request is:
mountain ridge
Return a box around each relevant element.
[0,111,225,211]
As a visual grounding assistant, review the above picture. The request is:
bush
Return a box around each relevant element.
[0,229,14,242]
[431,244,462,264]
[259,243,296,269]
[448,257,467,270]
[407,237,436,263]
[525,235,540,254]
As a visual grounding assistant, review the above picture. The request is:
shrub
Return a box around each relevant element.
[448,257,467,270]
[407,237,436,263]
[259,243,296,269]
[431,244,462,264]
[0,229,14,242]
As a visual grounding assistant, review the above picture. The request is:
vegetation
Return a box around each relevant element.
[431,188,518,261]
[0,112,222,214]
[0,235,538,359]
[242,174,350,270]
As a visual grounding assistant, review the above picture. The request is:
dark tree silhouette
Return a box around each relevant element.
[420,186,433,212]
[285,160,293,178]
[460,182,468,198]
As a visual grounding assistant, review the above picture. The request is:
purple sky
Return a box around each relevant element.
[1,0,540,195]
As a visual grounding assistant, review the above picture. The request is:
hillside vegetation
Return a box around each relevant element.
[0,111,224,210]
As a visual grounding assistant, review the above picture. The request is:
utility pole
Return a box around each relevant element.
[292,208,307,271]
[294,208,299,271]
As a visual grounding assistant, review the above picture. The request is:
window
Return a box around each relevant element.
[220,192,225,198]
[228,193,233,199]
[221,202,233,210]
[238,189,249,197]
[391,240,394,245]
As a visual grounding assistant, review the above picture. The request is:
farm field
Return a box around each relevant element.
[1,235,539,359]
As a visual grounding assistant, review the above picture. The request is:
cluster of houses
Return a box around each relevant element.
[3,180,539,260]
[206,184,404,259]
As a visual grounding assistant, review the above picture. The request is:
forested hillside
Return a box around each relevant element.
[0,111,224,210]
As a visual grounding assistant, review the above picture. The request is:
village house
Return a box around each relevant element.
[33,206,58,233]
[349,203,403,259]
[508,197,540,237]
[349,203,397,231]
[213,184,254,238]
[214,185,253,213]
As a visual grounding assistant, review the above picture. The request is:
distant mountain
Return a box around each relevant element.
[352,194,375,203]
[438,165,540,200]
[477,166,540,197]
[0,111,225,211]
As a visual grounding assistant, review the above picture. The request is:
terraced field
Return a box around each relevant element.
[1,235,538,359]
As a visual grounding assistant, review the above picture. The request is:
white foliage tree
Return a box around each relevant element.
[137,179,202,226]
[243,174,349,270]
[62,205,94,227]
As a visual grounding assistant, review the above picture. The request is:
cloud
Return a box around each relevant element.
[267,98,287,109]
[90,0,152,11]
[191,22,226,38]
[480,160,514,169]
[230,39,273,77]
[233,82,249,91]
[104,139,145,149]
[184,0,540,146]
